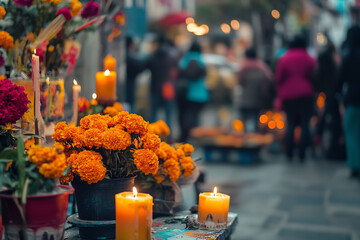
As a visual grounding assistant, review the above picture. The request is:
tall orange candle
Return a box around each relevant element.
[104,55,116,71]
[115,187,153,240]
[198,187,230,223]
[95,69,117,105]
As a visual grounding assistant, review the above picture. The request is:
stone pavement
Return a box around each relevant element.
[189,153,360,240]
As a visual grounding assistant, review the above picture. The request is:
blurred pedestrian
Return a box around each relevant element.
[126,37,146,112]
[147,35,178,129]
[275,35,316,161]
[314,41,343,159]
[178,41,209,142]
[339,26,360,178]
[238,48,274,132]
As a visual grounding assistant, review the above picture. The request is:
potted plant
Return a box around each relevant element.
[53,112,161,218]
[0,137,73,240]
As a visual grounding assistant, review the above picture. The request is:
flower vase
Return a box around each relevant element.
[69,176,135,239]
[0,185,74,240]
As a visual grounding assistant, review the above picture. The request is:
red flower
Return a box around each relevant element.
[0,79,29,125]
[14,0,33,7]
[56,8,72,21]
[81,1,100,19]
[0,56,5,67]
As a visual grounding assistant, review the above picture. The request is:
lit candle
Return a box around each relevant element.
[90,93,98,106]
[104,55,116,71]
[115,187,153,240]
[46,77,51,118]
[198,187,230,223]
[95,69,117,105]
[72,79,81,125]
[32,49,41,143]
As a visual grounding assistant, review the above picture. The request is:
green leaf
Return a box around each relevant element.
[0,149,17,160]
[0,159,13,163]
[22,134,45,140]
[16,137,26,202]
[28,180,42,195]
[44,178,54,192]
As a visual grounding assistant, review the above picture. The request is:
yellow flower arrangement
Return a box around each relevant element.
[53,112,197,186]
[53,112,160,184]
[0,31,14,50]
[70,0,82,16]
[28,143,66,179]
[0,6,6,19]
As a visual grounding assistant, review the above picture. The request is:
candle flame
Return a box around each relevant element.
[133,187,138,198]
[46,77,50,84]
[213,187,217,196]
[33,49,36,55]
[104,69,110,76]
[73,79,78,85]
[92,93,97,99]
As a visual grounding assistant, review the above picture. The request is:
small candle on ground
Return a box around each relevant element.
[198,187,230,224]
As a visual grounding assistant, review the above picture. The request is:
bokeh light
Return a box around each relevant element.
[259,114,269,124]
[273,112,282,122]
[277,121,285,129]
[186,17,195,24]
[271,9,280,19]
[221,23,231,34]
[201,24,209,34]
[187,23,197,32]
[317,33,327,45]
[230,20,240,30]
[268,120,276,129]
[233,120,244,131]
[317,92,326,109]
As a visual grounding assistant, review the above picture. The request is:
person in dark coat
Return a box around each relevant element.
[147,35,179,129]
[339,26,360,178]
[126,37,146,112]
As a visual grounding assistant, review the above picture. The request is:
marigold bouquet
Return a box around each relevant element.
[0,137,66,203]
[53,112,161,184]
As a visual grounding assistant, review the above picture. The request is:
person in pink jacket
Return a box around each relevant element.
[275,35,316,161]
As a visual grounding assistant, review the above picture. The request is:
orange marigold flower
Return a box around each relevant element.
[176,149,185,158]
[90,98,98,106]
[180,143,194,156]
[108,111,129,126]
[52,121,68,142]
[160,142,177,160]
[80,114,108,131]
[52,142,65,153]
[82,128,103,149]
[73,133,85,148]
[155,148,167,159]
[102,128,131,151]
[64,149,79,158]
[142,133,161,151]
[104,106,119,117]
[180,157,194,177]
[164,159,181,182]
[24,137,36,150]
[0,31,14,50]
[70,0,82,16]
[113,102,123,112]
[71,150,106,184]
[133,149,159,175]
[120,114,149,135]
[148,120,170,137]
[28,146,52,166]
[38,154,66,178]
[0,6,6,20]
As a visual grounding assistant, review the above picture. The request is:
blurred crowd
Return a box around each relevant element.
[125,25,360,179]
